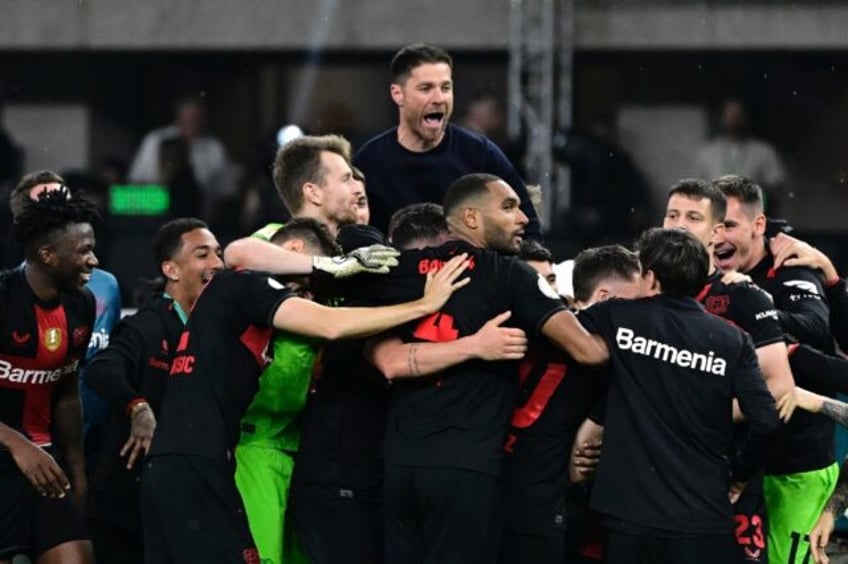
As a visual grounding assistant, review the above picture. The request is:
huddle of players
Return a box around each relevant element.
[4,165,848,564]
[3,52,848,564]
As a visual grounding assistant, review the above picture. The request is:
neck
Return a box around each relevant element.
[295,209,340,238]
[743,239,769,273]
[24,263,60,302]
[166,283,194,315]
[396,122,443,153]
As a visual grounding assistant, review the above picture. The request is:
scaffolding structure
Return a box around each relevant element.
[507,0,574,230]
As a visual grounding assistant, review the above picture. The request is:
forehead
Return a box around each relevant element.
[320,151,351,175]
[407,62,452,83]
[179,228,219,252]
[526,259,553,276]
[667,193,711,214]
[56,222,94,247]
[484,180,519,204]
[724,197,750,220]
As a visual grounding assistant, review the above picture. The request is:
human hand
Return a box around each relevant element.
[8,435,70,498]
[121,403,156,470]
[472,311,528,361]
[570,439,602,483]
[810,509,836,564]
[721,270,752,285]
[420,254,471,313]
[312,244,400,278]
[770,233,838,282]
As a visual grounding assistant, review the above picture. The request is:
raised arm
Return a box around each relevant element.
[273,254,470,341]
[365,311,527,380]
[541,310,609,365]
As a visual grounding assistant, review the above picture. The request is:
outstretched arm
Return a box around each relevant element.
[366,311,528,380]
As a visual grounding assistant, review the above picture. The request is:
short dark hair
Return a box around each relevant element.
[388,203,448,250]
[667,178,727,224]
[270,217,341,257]
[154,217,209,267]
[443,173,502,218]
[636,227,709,298]
[712,174,764,214]
[12,185,99,257]
[271,134,352,215]
[390,43,453,84]
[518,239,554,264]
[10,170,66,219]
[572,245,640,303]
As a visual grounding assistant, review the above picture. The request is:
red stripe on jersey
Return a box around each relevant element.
[22,305,70,445]
[511,361,568,428]
[240,325,273,369]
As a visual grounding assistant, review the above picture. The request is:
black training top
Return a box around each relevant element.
[0,267,94,447]
[148,270,293,460]
[353,123,542,241]
[580,294,779,536]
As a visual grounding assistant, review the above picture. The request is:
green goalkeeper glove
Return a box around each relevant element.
[312,244,400,278]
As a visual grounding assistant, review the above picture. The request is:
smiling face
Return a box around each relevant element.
[311,151,362,229]
[49,223,98,291]
[165,227,224,304]
[392,62,454,152]
[714,196,766,273]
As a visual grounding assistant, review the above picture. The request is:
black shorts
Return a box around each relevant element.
[732,473,769,564]
[289,493,383,564]
[384,465,501,564]
[140,454,259,564]
[498,529,564,564]
[0,449,89,560]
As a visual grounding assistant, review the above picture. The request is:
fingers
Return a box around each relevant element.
[37,462,69,498]
[125,439,149,470]
[488,311,512,327]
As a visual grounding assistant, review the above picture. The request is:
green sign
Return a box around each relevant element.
[109,184,170,216]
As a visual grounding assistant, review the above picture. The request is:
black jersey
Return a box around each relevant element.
[824,276,848,352]
[747,256,836,475]
[148,270,293,460]
[370,240,566,477]
[580,295,779,535]
[84,295,184,532]
[747,255,832,354]
[696,270,784,349]
[0,268,94,447]
[500,339,607,533]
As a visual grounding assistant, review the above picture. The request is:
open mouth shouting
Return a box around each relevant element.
[422,110,446,133]
[713,244,737,271]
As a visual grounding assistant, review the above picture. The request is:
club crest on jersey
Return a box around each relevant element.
[43,328,62,352]
[705,295,730,315]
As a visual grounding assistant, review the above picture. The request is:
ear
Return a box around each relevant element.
[390,83,404,106]
[593,287,611,303]
[461,207,479,229]
[753,213,766,237]
[642,269,661,295]
[38,245,55,266]
[303,182,322,206]
[281,239,305,254]
[161,260,179,282]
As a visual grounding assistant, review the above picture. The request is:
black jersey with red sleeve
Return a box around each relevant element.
[368,240,566,477]
[148,270,294,460]
[0,267,94,447]
[697,270,784,349]
[500,337,608,533]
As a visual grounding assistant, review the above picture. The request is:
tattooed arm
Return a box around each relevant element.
[810,456,848,564]
[780,387,848,428]
[365,311,528,380]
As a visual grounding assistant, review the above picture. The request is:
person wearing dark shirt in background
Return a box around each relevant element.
[0,186,98,564]
[139,240,470,564]
[83,218,224,564]
[579,227,779,564]
[497,242,639,564]
[353,43,542,240]
[714,175,838,564]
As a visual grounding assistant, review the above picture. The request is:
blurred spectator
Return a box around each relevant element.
[128,96,237,225]
[551,115,654,252]
[0,109,23,267]
[692,98,786,210]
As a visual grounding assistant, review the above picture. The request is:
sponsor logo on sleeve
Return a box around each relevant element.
[783,280,819,295]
